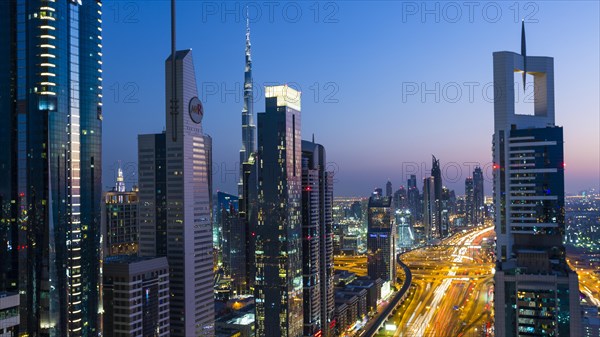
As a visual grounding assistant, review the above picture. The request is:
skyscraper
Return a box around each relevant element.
[385,180,393,197]
[493,23,581,336]
[301,140,335,337]
[431,156,446,237]
[407,175,421,220]
[236,12,257,296]
[138,48,214,335]
[393,186,407,211]
[0,1,103,335]
[103,168,139,256]
[367,195,396,282]
[218,192,247,295]
[464,177,474,225]
[252,85,303,336]
[238,15,256,197]
[472,166,484,225]
[422,177,437,241]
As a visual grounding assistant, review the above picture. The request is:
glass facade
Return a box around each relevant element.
[0,1,102,336]
[367,195,396,282]
[253,86,303,337]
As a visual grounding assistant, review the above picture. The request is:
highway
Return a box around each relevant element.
[568,257,600,307]
[358,261,412,337]
[376,226,495,337]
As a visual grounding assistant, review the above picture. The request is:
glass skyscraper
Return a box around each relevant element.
[251,85,303,337]
[367,194,396,282]
[493,24,581,336]
[0,1,103,335]
[301,140,335,337]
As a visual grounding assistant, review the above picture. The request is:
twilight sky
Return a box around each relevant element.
[102,1,599,196]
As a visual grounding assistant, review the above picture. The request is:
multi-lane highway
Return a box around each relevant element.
[376,226,495,337]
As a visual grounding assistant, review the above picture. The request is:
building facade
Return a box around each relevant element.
[422,177,437,241]
[252,85,303,336]
[137,50,214,336]
[472,166,485,225]
[465,177,474,225]
[103,256,170,337]
[0,1,103,335]
[493,24,581,336]
[431,156,446,237]
[367,195,396,282]
[103,168,139,256]
[301,140,335,337]
[219,192,247,296]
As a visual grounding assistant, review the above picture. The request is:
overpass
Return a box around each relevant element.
[358,260,412,337]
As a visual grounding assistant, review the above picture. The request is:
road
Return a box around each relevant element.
[376,226,495,337]
[568,257,600,307]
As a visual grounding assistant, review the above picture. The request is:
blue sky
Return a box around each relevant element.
[102,1,599,196]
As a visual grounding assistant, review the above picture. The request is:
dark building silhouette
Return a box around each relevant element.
[218,192,247,295]
[422,177,437,241]
[473,167,485,225]
[431,156,446,237]
[465,177,474,225]
[407,175,421,220]
[367,195,396,282]
[385,180,393,197]
[301,140,335,337]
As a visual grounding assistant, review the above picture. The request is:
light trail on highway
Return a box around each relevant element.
[408,227,494,336]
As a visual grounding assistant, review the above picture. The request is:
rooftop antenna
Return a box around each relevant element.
[170,0,178,141]
[521,19,527,92]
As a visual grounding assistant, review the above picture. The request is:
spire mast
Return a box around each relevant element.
[521,20,527,92]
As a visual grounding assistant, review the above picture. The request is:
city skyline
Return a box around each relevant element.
[101,1,599,196]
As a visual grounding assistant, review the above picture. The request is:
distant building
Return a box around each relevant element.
[350,201,362,220]
[465,177,474,225]
[385,180,393,197]
[219,192,247,296]
[407,175,421,220]
[367,195,396,282]
[396,210,413,249]
[422,177,437,241]
[393,186,407,211]
[103,256,170,337]
[103,168,139,256]
[431,156,446,237]
[473,167,484,225]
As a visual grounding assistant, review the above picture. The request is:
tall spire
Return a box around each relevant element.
[521,20,527,92]
[239,7,256,196]
[246,6,251,54]
[116,161,126,192]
